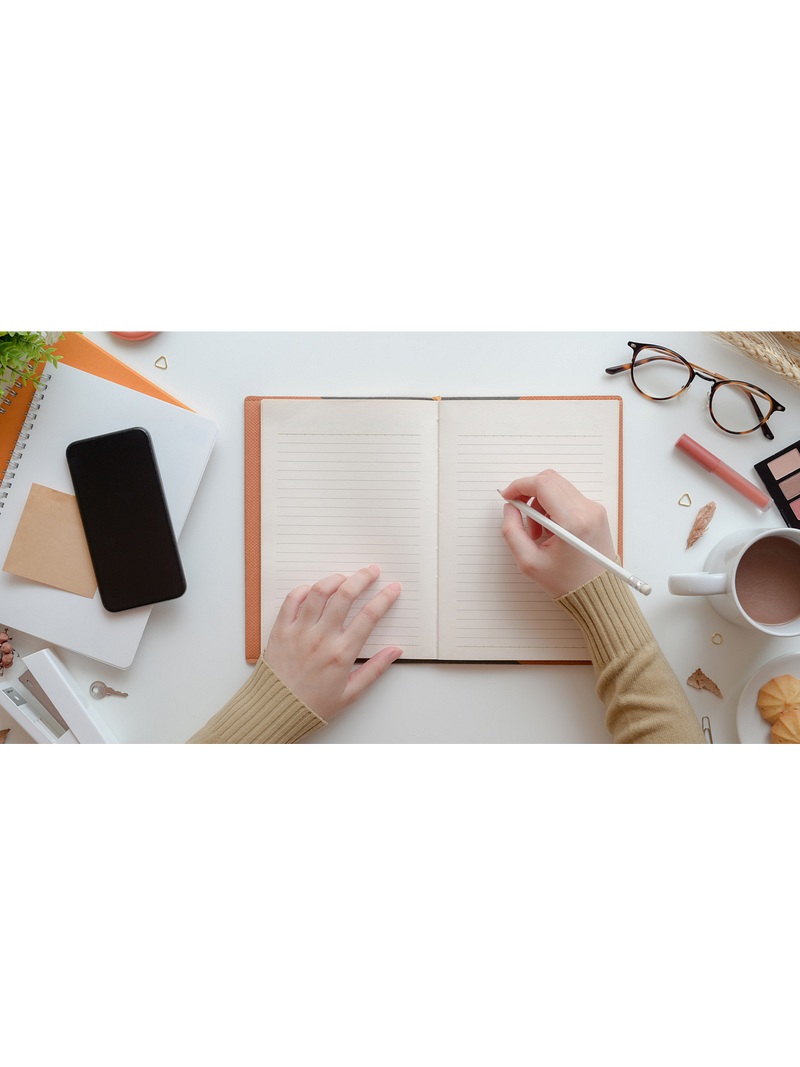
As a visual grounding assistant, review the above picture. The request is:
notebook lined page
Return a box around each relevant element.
[260,400,439,658]
[437,400,620,661]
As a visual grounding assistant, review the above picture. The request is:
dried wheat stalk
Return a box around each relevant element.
[709,331,800,389]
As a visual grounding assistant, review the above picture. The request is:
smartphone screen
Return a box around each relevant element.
[66,427,187,612]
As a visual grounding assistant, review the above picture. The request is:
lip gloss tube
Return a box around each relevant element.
[675,434,772,512]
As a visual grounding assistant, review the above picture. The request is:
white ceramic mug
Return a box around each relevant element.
[668,528,800,637]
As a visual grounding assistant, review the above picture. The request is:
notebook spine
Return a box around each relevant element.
[0,373,52,511]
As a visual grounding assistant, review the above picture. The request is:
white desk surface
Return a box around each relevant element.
[3,330,797,744]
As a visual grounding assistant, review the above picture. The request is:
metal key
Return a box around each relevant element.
[90,681,128,699]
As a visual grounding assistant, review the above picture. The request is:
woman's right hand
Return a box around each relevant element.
[499,469,616,599]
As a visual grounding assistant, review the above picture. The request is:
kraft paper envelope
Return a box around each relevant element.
[2,482,98,598]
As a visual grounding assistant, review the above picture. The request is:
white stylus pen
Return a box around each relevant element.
[499,491,652,596]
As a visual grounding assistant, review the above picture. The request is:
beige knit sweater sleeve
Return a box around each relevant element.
[556,569,705,743]
[188,571,704,744]
[186,659,326,744]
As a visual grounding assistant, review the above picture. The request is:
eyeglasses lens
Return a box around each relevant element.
[631,351,691,400]
[710,382,768,433]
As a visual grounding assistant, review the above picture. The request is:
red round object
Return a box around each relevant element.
[109,326,161,339]
[2,654,13,667]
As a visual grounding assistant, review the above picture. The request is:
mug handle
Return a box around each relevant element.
[668,572,728,596]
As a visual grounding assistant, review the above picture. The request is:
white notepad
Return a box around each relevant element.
[0,364,218,668]
[258,397,621,662]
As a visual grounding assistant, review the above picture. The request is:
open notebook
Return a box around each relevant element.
[245,396,622,663]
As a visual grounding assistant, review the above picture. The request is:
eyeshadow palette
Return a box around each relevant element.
[755,441,800,528]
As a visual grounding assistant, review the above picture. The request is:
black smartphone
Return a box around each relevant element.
[66,427,187,612]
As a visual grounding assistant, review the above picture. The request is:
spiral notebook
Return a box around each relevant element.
[0,362,217,668]
[244,395,623,664]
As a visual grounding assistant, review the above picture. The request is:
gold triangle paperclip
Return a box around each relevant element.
[678,493,692,507]
[154,356,168,370]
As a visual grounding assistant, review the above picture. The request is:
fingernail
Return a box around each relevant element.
[390,648,404,660]
[388,582,401,592]
[369,564,380,574]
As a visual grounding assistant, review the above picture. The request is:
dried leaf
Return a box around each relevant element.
[0,728,9,744]
[687,501,716,548]
[687,668,722,698]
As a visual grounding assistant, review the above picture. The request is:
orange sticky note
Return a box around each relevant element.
[2,483,98,598]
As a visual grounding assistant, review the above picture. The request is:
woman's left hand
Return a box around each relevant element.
[264,565,403,720]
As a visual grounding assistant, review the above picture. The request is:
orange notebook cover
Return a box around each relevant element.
[244,396,623,665]
[1,332,191,472]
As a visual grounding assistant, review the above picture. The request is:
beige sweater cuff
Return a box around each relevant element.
[186,659,326,744]
[555,568,655,672]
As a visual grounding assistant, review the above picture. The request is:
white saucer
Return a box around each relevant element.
[736,653,800,744]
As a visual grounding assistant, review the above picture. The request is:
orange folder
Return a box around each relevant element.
[1,333,191,473]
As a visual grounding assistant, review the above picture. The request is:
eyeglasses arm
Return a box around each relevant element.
[751,394,774,439]
[606,353,686,374]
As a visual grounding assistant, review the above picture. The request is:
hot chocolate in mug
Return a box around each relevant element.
[668,528,800,636]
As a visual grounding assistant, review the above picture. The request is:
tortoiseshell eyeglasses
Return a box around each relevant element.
[605,341,786,440]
